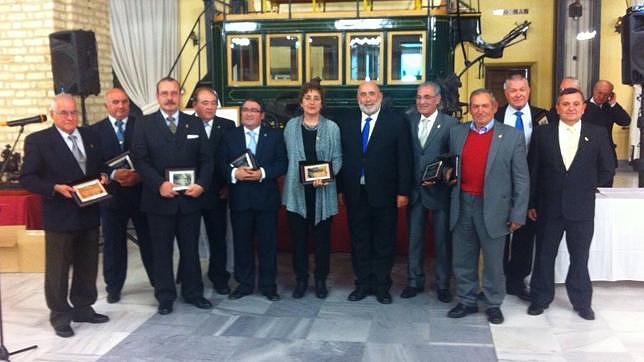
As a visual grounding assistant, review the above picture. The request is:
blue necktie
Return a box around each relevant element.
[361,117,371,153]
[115,120,125,150]
[247,130,257,154]
[514,111,524,131]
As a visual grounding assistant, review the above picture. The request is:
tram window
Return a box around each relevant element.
[267,34,301,85]
[227,35,262,86]
[388,32,425,84]
[306,34,341,85]
[346,33,384,84]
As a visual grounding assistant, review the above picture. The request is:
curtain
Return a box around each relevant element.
[109,0,178,114]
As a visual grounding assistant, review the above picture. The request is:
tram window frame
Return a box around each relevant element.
[227,34,264,86]
[346,32,385,85]
[305,33,342,85]
[387,31,426,85]
[266,33,303,86]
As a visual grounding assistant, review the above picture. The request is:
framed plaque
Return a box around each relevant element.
[230,149,258,170]
[165,168,196,191]
[106,151,134,171]
[299,161,334,185]
[72,178,112,207]
[421,160,443,184]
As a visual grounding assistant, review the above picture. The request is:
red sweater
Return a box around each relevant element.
[460,129,493,195]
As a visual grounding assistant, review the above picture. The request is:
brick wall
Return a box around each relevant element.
[0,0,111,155]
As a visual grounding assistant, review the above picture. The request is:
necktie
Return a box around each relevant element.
[204,122,211,139]
[115,120,125,150]
[514,111,524,131]
[361,117,372,153]
[167,116,176,134]
[69,134,86,173]
[247,130,257,154]
[561,126,578,170]
[418,117,430,148]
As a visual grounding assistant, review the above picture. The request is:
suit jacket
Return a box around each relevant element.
[90,116,142,211]
[528,121,614,221]
[581,100,630,147]
[406,109,458,210]
[220,125,287,211]
[20,126,104,232]
[337,108,412,208]
[132,110,214,215]
[200,115,235,210]
[449,121,529,238]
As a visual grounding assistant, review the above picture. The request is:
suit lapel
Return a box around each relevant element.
[409,111,422,150]
[79,127,99,174]
[484,123,503,178]
[49,127,83,175]
[155,111,175,142]
[255,126,268,156]
[424,113,443,149]
[366,111,386,154]
[123,117,135,151]
[568,122,590,170]
[551,124,567,171]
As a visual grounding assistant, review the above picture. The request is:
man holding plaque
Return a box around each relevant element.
[402,82,458,302]
[91,88,153,304]
[132,77,214,315]
[20,93,109,338]
[219,98,287,301]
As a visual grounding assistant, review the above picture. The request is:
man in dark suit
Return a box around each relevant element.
[338,81,412,304]
[220,98,287,301]
[402,82,458,302]
[494,74,547,302]
[527,88,614,320]
[192,86,235,294]
[132,77,214,315]
[91,88,153,304]
[20,93,109,338]
[582,80,630,186]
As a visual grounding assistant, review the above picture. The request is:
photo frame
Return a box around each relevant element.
[106,151,135,171]
[72,178,112,207]
[165,168,196,191]
[230,149,258,170]
[299,161,334,184]
[421,160,443,184]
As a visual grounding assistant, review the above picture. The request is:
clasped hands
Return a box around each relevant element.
[159,181,203,198]
[234,166,262,182]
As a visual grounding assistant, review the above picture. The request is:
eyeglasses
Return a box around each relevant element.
[241,107,262,113]
[55,111,79,117]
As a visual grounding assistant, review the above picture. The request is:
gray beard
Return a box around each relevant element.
[358,102,381,116]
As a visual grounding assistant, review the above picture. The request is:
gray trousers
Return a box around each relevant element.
[452,193,506,308]
[406,202,450,289]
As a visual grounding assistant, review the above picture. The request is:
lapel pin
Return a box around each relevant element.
[185,124,189,128]
[498,134,503,138]
[584,136,589,142]
[437,124,441,129]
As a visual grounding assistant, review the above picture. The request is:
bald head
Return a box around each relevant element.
[591,80,615,105]
[559,76,580,91]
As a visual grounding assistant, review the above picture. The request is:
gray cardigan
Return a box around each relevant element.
[282,115,342,224]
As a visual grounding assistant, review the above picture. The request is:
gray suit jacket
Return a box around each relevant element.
[448,121,529,238]
[407,109,459,210]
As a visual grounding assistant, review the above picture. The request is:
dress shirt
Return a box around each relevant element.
[160,109,180,128]
[360,109,380,145]
[202,119,213,138]
[469,119,495,134]
[558,120,581,170]
[503,104,532,147]
[418,109,438,147]
[108,115,128,137]
[56,126,86,158]
[231,126,266,184]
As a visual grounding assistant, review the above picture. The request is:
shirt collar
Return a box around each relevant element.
[108,115,128,127]
[160,109,179,121]
[470,119,495,134]
[362,109,380,123]
[420,109,438,122]
[510,103,530,115]
[244,125,260,135]
[55,126,81,140]
[558,119,582,132]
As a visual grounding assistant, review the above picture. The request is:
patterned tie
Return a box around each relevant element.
[418,117,430,148]
[514,111,524,131]
[247,130,257,154]
[69,134,86,173]
[167,116,176,134]
[115,120,125,150]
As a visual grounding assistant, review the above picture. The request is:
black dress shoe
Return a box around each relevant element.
[437,289,452,303]
[107,293,121,304]
[575,307,595,320]
[447,303,479,318]
[376,291,392,304]
[400,286,423,299]
[186,297,213,309]
[507,287,531,302]
[292,281,308,299]
[486,307,504,324]
[54,325,74,338]
[72,312,109,324]
[229,288,252,300]
[262,290,281,301]
[347,287,368,301]
[527,304,546,316]
[158,302,173,315]
[214,285,231,295]
[314,280,328,299]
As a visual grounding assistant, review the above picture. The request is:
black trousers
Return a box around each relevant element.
[147,212,203,304]
[287,211,331,282]
[345,187,397,292]
[45,228,99,329]
[530,215,594,309]
[202,200,231,287]
[230,209,278,293]
[101,206,153,296]
[503,216,536,291]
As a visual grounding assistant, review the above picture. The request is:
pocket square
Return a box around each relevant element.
[187,134,199,139]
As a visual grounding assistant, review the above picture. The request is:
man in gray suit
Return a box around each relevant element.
[402,82,458,302]
[447,89,529,324]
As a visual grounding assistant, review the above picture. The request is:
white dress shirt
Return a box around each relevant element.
[503,103,532,147]
[558,120,581,170]
[230,126,266,183]
[56,126,86,157]
[361,109,380,145]
[418,109,438,147]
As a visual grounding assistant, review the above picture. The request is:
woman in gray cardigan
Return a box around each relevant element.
[282,82,342,299]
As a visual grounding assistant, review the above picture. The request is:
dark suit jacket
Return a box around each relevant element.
[406,109,458,210]
[20,126,104,232]
[338,108,412,208]
[91,116,142,211]
[201,115,235,210]
[529,121,614,221]
[132,110,214,216]
[581,100,631,147]
[220,125,287,211]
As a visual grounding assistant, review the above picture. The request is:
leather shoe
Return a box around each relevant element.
[527,304,546,316]
[72,312,109,324]
[400,286,423,299]
[229,288,252,300]
[54,325,74,338]
[292,281,308,299]
[437,289,452,303]
[262,290,281,301]
[186,296,213,309]
[507,287,531,302]
[575,307,595,320]
[158,302,173,315]
[107,293,121,304]
[376,291,392,304]
[447,303,479,318]
[314,280,328,299]
[214,285,231,295]
[348,287,369,301]
[486,307,504,324]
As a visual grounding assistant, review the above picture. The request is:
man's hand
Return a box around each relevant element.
[99,174,109,185]
[245,168,262,181]
[421,180,437,187]
[159,181,178,198]
[53,184,74,198]
[219,186,229,200]
[507,221,523,232]
[312,179,328,188]
[113,169,140,187]
[527,208,538,221]
[396,195,408,208]
[234,166,261,181]
[184,183,204,198]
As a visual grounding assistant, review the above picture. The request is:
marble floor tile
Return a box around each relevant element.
[367,319,431,344]
[221,315,314,339]
[430,321,493,345]
[363,342,497,362]
[228,337,365,361]
[492,327,561,354]
[306,318,372,342]
[263,295,323,317]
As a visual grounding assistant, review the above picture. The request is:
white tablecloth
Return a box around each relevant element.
[555,188,644,282]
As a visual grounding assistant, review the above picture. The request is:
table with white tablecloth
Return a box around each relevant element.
[555,188,644,283]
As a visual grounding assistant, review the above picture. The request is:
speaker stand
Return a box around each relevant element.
[80,94,88,126]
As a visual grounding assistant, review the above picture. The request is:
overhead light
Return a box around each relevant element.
[335,19,391,30]
[231,37,251,47]
[225,22,258,32]
[576,30,596,40]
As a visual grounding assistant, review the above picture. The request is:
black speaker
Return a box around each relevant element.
[621,10,644,85]
[49,30,100,95]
